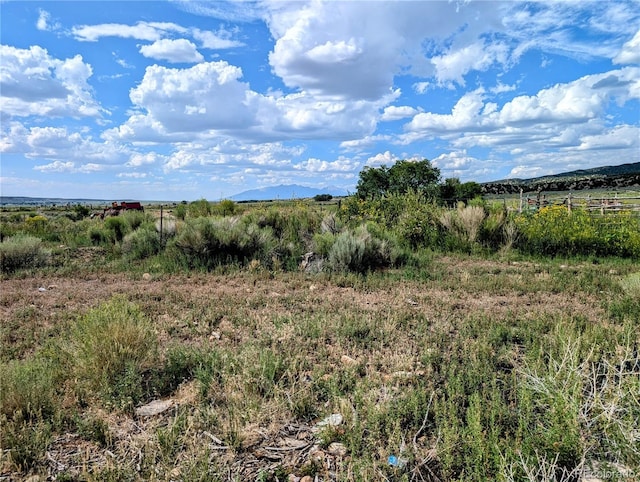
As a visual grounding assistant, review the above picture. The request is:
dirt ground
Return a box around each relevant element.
[0,257,614,480]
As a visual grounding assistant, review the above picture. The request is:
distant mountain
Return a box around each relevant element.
[482,162,640,195]
[229,184,349,201]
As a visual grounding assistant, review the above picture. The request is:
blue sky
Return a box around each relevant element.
[1,0,639,201]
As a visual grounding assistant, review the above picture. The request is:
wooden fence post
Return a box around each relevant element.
[567,193,572,214]
[160,204,164,245]
[519,189,523,214]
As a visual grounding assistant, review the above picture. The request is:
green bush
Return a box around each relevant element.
[253,204,322,250]
[188,198,212,218]
[480,204,507,250]
[174,203,188,220]
[120,209,148,231]
[167,217,276,270]
[312,231,336,257]
[327,225,393,273]
[104,216,129,243]
[212,199,238,217]
[0,234,49,273]
[66,296,158,410]
[395,196,441,249]
[24,214,48,236]
[88,225,109,245]
[515,206,640,257]
[122,225,162,260]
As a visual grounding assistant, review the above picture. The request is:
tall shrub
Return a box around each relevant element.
[327,225,393,273]
[122,226,162,260]
[167,217,276,270]
[0,234,49,274]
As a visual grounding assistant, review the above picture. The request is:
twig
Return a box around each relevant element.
[413,391,435,449]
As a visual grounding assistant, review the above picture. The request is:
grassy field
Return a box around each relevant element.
[0,198,639,481]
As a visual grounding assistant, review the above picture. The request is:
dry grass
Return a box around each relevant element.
[1,255,638,481]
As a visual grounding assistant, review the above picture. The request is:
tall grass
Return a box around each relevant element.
[64,295,158,410]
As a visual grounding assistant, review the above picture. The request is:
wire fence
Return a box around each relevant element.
[514,191,640,216]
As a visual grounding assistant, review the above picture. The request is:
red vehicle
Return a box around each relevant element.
[100,201,144,218]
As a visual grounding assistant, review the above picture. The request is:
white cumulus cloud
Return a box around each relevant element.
[139,39,204,63]
[36,9,60,31]
[613,30,640,64]
[0,45,102,118]
[72,21,187,42]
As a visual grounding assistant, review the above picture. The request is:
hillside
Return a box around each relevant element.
[482,162,640,195]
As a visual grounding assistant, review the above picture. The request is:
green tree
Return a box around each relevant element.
[356,159,440,199]
[388,159,440,196]
[440,178,482,205]
[356,165,390,200]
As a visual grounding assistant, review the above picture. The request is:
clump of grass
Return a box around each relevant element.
[0,357,58,421]
[0,416,52,473]
[65,295,158,410]
[619,272,640,298]
[0,234,50,274]
[440,204,486,248]
[0,357,59,474]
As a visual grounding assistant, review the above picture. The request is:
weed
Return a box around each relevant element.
[65,295,158,410]
[0,416,52,472]
[0,357,58,421]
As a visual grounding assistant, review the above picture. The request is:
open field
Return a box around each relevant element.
[1,251,639,481]
[1,193,639,481]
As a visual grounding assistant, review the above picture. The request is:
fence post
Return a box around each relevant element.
[567,193,572,215]
[519,189,523,214]
[160,204,164,245]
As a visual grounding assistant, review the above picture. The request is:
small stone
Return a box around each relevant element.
[300,476,313,482]
[287,475,300,482]
[316,413,343,428]
[341,354,357,365]
[142,272,152,281]
[240,428,263,449]
[135,399,173,417]
[328,442,347,457]
[309,445,325,462]
[210,331,221,340]
[38,287,47,292]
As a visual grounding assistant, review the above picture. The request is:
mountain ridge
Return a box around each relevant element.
[481,162,640,194]
[229,184,349,201]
